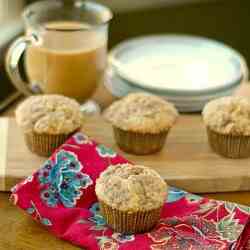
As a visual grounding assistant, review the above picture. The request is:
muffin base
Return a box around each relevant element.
[207,128,250,159]
[113,127,168,155]
[99,200,162,234]
[24,131,75,157]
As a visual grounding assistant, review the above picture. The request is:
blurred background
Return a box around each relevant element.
[0,0,249,110]
[24,0,249,63]
[1,0,249,62]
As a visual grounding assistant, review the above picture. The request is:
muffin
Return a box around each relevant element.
[103,93,178,155]
[16,95,83,157]
[202,96,250,158]
[95,164,167,234]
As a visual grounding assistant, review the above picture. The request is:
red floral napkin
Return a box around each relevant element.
[11,132,250,250]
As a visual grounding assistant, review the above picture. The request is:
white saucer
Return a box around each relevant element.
[105,66,241,112]
[109,35,246,96]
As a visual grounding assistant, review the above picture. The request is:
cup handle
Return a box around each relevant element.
[5,35,38,96]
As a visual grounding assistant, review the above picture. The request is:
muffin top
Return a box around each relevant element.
[16,95,83,135]
[95,164,167,211]
[202,96,250,135]
[103,93,178,133]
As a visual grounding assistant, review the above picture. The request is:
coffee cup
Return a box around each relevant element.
[6,0,112,103]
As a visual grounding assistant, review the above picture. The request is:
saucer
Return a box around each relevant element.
[105,66,241,112]
[109,35,246,95]
[107,35,247,112]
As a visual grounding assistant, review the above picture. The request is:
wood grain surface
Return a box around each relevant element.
[0,193,80,250]
[1,114,250,194]
[1,83,250,249]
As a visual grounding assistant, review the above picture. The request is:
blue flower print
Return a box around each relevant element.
[89,202,106,226]
[89,214,107,227]
[112,233,135,243]
[73,132,93,145]
[90,202,101,215]
[167,187,187,203]
[96,144,117,158]
[78,203,107,230]
[38,150,93,208]
[87,202,107,230]
[26,200,52,227]
[79,203,136,244]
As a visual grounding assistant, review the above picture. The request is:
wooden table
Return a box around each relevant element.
[1,83,250,249]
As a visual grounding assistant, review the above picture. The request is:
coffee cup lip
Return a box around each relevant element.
[23,0,113,32]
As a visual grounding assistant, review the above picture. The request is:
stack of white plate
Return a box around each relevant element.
[105,35,248,112]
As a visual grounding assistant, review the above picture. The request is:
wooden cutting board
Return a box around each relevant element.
[1,115,250,193]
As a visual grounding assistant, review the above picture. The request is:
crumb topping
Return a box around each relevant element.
[202,97,250,135]
[95,164,167,211]
[16,95,83,134]
[103,93,178,133]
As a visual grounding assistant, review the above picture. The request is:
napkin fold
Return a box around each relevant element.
[11,132,250,250]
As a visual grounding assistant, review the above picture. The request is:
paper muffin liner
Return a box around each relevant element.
[99,200,162,234]
[24,131,75,157]
[113,127,168,155]
[207,128,250,159]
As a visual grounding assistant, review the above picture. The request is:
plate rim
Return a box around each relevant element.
[106,65,242,99]
[109,34,245,95]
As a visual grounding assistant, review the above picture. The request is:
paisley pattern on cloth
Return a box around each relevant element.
[38,150,93,208]
[11,132,250,250]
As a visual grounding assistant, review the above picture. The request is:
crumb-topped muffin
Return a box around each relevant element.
[104,93,178,155]
[202,96,250,158]
[95,163,167,233]
[16,95,83,156]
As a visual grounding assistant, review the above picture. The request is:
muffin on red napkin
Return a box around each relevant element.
[95,163,167,234]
